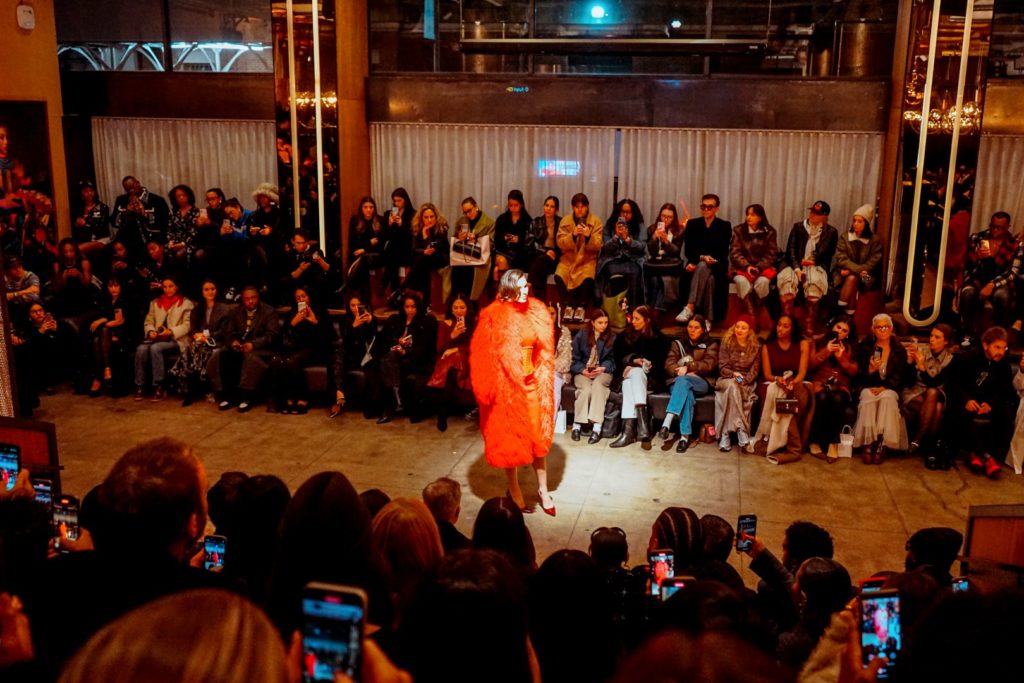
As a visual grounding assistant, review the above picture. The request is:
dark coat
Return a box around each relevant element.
[224,301,281,350]
[855,337,908,392]
[570,328,616,375]
[612,329,669,388]
[373,312,438,374]
[783,221,839,270]
[188,300,234,341]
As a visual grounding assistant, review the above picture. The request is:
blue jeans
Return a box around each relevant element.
[135,341,178,387]
[666,375,710,436]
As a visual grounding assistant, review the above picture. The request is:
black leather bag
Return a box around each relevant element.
[451,240,483,260]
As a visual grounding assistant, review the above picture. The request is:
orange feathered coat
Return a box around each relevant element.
[470,298,555,468]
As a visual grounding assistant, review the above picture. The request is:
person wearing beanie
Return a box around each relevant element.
[714,315,761,451]
[957,211,1017,346]
[778,200,838,336]
[493,189,534,285]
[831,203,884,316]
[248,182,285,287]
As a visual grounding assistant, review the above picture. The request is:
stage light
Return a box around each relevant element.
[670,19,682,29]
[591,5,606,20]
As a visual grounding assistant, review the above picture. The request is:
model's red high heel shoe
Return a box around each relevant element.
[538,490,556,517]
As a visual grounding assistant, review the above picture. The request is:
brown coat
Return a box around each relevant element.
[664,336,719,379]
[555,213,604,289]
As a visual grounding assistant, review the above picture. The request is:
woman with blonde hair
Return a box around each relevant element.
[398,202,450,303]
[714,315,762,452]
[372,498,444,629]
[59,589,289,683]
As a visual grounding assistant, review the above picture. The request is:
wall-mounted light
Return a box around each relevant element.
[590,5,606,20]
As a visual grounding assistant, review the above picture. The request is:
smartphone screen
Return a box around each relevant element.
[736,514,757,552]
[648,549,674,597]
[951,576,969,593]
[204,535,226,571]
[860,589,901,679]
[53,495,80,543]
[302,583,366,682]
[0,443,20,492]
[659,575,694,602]
[33,478,53,511]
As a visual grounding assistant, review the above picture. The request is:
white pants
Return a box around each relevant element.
[777,266,829,300]
[620,367,648,419]
[852,388,908,449]
[733,274,771,300]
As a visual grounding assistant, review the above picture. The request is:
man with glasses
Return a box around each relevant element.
[958,212,1016,347]
[678,194,731,322]
[950,325,1015,478]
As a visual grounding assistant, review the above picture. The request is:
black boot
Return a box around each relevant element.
[391,387,404,414]
[636,405,653,442]
[610,419,637,448]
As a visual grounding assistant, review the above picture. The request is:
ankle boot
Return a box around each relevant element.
[636,405,653,442]
[610,419,637,448]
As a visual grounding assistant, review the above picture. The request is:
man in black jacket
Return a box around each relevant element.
[678,193,732,322]
[777,200,838,335]
[112,176,169,252]
[950,326,1015,477]
[422,477,470,554]
[207,285,282,412]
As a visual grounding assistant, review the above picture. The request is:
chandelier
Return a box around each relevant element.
[903,98,982,135]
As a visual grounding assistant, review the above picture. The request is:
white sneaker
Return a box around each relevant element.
[718,433,732,452]
[675,306,694,323]
[736,429,751,448]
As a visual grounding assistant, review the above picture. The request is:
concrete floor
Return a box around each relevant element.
[38,390,1024,588]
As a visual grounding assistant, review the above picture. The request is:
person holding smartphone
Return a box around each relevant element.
[492,189,534,285]
[832,204,884,317]
[427,294,477,432]
[902,324,956,468]
[596,199,647,313]
[84,276,135,396]
[555,193,604,322]
[526,195,562,300]
[610,305,666,449]
[852,313,908,464]
[806,316,859,458]
[444,196,495,304]
[747,314,812,461]
[133,277,194,401]
[168,279,232,406]
[328,294,376,417]
[396,203,450,305]
[644,202,684,312]
[729,204,778,322]
[267,286,329,415]
[957,212,1017,346]
[714,315,761,452]
[569,309,616,446]
[372,291,437,424]
[346,196,386,301]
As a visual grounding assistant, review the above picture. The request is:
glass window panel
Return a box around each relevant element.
[56,0,166,72]
[169,0,272,73]
[990,0,1024,77]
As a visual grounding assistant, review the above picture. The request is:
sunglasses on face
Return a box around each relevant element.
[700,205,717,210]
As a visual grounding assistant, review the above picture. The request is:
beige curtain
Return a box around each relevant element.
[974,134,1024,234]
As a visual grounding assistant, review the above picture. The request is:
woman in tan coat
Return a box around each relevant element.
[555,192,603,319]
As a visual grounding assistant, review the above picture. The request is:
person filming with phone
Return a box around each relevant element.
[806,316,859,458]
[957,212,1016,346]
[852,313,907,465]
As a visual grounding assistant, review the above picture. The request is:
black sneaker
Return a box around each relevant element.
[571,428,581,442]
[676,436,690,453]
[657,426,671,442]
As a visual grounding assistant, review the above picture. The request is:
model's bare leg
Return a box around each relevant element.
[533,457,554,510]
[505,467,525,508]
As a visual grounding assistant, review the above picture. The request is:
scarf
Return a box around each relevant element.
[918,344,953,378]
[804,219,823,261]
[156,293,183,311]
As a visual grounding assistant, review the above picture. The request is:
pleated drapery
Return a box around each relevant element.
[618,128,884,246]
[91,117,276,209]
[371,123,617,221]
[974,135,1024,234]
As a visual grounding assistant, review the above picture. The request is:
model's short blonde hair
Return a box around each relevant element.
[59,589,289,683]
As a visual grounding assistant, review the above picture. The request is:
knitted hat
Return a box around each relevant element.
[853,204,875,223]
[252,182,280,204]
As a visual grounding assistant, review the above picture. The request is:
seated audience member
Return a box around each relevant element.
[730,204,778,319]
[19,227,58,291]
[590,525,630,572]
[398,550,533,683]
[852,313,908,464]
[399,203,450,303]
[16,301,80,394]
[526,195,561,298]
[446,196,495,304]
[644,202,684,312]
[529,550,620,683]
[570,308,616,444]
[223,475,291,607]
[422,477,471,554]
[134,277,193,401]
[492,189,534,284]
[832,204,883,317]
[27,438,222,678]
[4,255,41,322]
[905,526,964,587]
[778,200,838,335]
[107,238,147,302]
[111,176,169,251]
[472,497,537,572]
[714,315,761,452]
[903,323,956,468]
[556,192,603,319]
[57,589,290,683]
[138,238,179,297]
[206,470,249,535]
[372,290,438,423]
[739,520,834,633]
[700,514,735,564]
[85,276,136,396]
[597,198,647,310]
[168,279,233,406]
[360,488,392,519]
[384,187,416,292]
[427,294,475,432]
[208,285,281,412]
[611,305,666,449]
[71,180,111,259]
[192,187,227,273]
[748,314,812,461]
[268,471,379,640]
[951,325,1015,478]
[610,631,790,683]
[806,316,859,457]
[371,499,444,629]
[958,211,1016,345]
[346,195,386,300]
[52,238,96,323]
[777,557,853,671]
[329,293,376,417]
[267,285,329,414]
[282,228,330,302]
[678,194,732,323]
[165,184,199,268]
[660,315,718,452]
[246,183,285,278]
